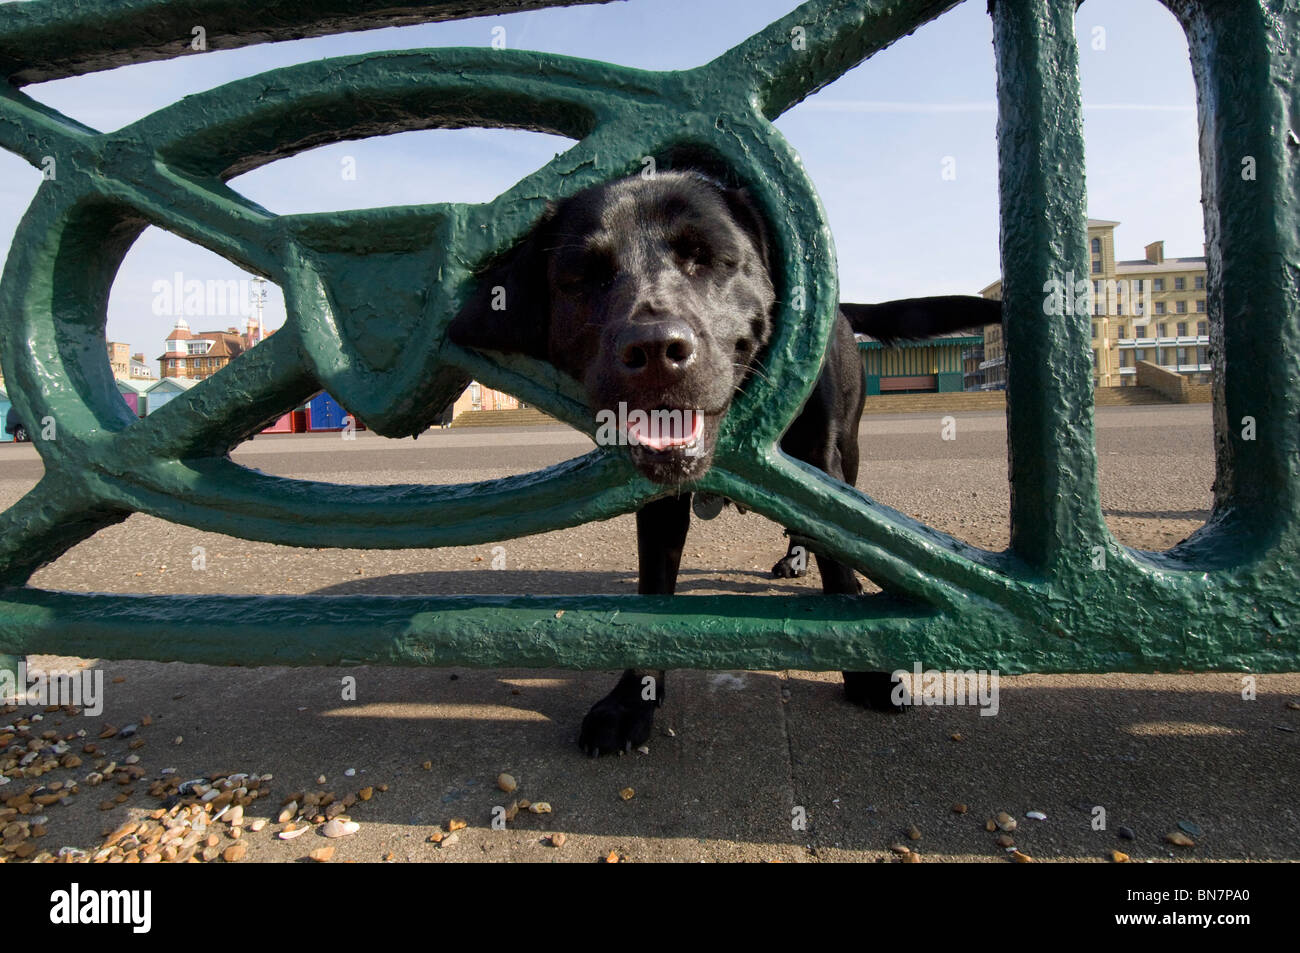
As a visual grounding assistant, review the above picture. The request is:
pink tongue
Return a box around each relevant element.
[627,410,704,451]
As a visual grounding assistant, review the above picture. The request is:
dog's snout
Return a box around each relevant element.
[618,321,697,378]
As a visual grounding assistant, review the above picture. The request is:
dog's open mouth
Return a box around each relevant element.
[616,407,718,484]
[623,407,704,452]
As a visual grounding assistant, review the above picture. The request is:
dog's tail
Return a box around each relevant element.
[840,296,1001,346]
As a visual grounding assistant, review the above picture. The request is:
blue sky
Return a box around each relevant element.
[0,0,1202,365]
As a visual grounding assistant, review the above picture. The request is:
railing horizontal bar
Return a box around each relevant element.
[0,0,621,86]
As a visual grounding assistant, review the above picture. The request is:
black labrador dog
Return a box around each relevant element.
[450,170,999,755]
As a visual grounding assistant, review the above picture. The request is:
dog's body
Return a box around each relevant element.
[451,171,1000,755]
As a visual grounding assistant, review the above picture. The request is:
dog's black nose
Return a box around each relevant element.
[619,321,697,379]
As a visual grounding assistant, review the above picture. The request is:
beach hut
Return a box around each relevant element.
[0,387,11,443]
[143,377,197,415]
[306,392,363,432]
[115,379,147,417]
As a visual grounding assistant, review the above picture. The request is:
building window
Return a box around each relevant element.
[1154,278,1165,291]
[1116,325,1126,339]
[1176,300,1187,314]
[1091,238,1101,253]
[1092,322,1098,339]
[1117,301,1124,315]
[1197,321,1208,336]
[1175,276,1186,290]
[1091,259,1102,274]
[1158,324,1168,337]
[1155,302,1166,315]
[167,359,175,369]
[1196,300,1205,312]
[1134,348,1146,362]
[1177,347,1188,364]
[1134,279,1143,292]
[1177,322,1187,336]
[1092,349,1099,370]
[1195,275,1204,290]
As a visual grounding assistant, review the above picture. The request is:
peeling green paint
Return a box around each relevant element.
[0,0,1296,676]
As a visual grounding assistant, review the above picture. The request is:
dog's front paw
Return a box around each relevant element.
[578,691,656,757]
[842,670,906,713]
[771,555,807,579]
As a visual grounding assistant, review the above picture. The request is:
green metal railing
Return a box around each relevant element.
[0,0,1296,677]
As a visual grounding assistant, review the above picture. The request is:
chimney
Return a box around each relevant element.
[132,352,144,363]
[1144,241,1164,264]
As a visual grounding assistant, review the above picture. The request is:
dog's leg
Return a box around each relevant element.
[771,536,808,578]
[782,316,903,712]
[578,493,690,756]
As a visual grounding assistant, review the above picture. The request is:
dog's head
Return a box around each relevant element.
[449,171,776,484]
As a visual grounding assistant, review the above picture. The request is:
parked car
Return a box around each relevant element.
[5,405,28,442]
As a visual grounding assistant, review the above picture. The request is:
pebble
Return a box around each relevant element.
[550,832,567,848]
[439,832,459,848]
[619,787,635,801]
[901,851,921,863]
[448,818,467,832]
[889,843,910,855]
[422,761,432,771]
[605,850,620,863]
[358,787,374,801]
[529,802,552,814]
[995,833,1015,848]
[1177,820,1202,837]
[636,745,650,755]
[322,819,359,838]
[1117,826,1135,841]
[316,775,326,785]
[950,733,963,742]
[1010,850,1033,863]
[277,802,297,823]
[222,843,247,863]
[1026,811,1047,821]
[984,819,997,832]
[1165,831,1195,847]
[995,812,1017,832]
[344,769,356,777]
[277,825,309,840]
[247,818,267,833]
[308,846,335,862]
[907,825,921,841]
[952,803,967,815]
[427,829,444,843]
[1111,850,1130,863]
[226,805,244,827]
[174,736,183,745]
[497,773,517,794]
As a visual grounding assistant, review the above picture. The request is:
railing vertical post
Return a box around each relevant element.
[1172,0,1300,553]
[990,0,1105,572]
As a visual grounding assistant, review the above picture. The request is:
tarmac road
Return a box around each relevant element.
[1,404,1296,863]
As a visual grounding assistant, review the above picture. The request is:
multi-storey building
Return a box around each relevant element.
[107,341,131,379]
[157,317,266,380]
[978,219,1209,388]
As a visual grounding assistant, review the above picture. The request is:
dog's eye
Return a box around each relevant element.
[669,235,713,274]
[557,253,617,293]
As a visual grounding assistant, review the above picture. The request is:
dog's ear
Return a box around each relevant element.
[448,208,555,361]
[721,186,775,278]
[840,296,1002,345]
